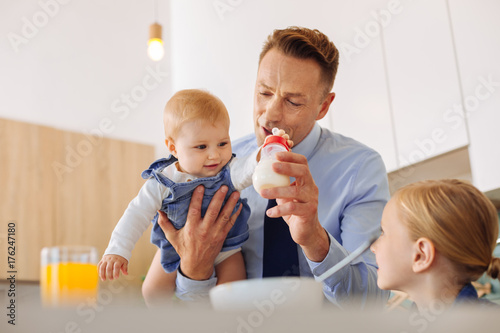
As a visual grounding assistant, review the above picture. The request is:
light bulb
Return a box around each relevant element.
[148,23,164,61]
[148,38,164,61]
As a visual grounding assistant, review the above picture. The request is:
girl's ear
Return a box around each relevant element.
[412,237,436,273]
[165,139,177,157]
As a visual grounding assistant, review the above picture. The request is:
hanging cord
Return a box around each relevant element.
[154,0,158,23]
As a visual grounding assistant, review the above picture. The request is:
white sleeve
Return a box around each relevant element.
[104,178,167,261]
[229,148,260,192]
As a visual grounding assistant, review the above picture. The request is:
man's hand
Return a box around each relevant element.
[98,254,129,281]
[260,151,330,262]
[157,185,242,280]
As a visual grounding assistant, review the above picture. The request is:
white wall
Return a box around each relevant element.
[0,0,171,157]
[4,0,394,160]
[169,0,375,136]
[5,0,391,161]
[169,0,398,169]
[2,0,498,179]
[168,0,500,178]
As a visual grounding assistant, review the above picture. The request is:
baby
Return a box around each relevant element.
[371,179,499,311]
[98,89,291,296]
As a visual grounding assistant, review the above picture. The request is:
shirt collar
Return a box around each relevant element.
[454,282,478,303]
[163,162,198,183]
[291,122,321,159]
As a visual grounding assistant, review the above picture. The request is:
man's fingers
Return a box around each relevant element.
[186,185,205,222]
[266,199,313,219]
[157,210,176,238]
[217,190,240,225]
[202,185,230,225]
[260,180,303,201]
[260,151,317,203]
[275,150,307,164]
[223,201,242,234]
[272,158,311,180]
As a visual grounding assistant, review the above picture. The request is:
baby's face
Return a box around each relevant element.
[172,119,232,178]
[370,198,415,292]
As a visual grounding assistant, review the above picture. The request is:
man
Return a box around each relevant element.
[142,27,390,308]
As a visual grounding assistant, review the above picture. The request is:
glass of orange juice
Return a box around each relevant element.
[40,246,99,307]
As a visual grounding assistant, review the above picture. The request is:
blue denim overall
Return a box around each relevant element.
[142,155,250,273]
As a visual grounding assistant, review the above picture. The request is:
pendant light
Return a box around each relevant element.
[148,0,164,61]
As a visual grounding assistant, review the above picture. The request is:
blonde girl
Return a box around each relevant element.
[371,179,499,310]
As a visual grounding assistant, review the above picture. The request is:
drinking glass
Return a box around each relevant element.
[40,246,99,307]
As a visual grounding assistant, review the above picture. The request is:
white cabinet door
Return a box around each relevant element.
[328,0,398,172]
[382,0,469,168]
[448,0,500,192]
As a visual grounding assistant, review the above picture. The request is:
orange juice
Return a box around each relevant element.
[40,246,99,307]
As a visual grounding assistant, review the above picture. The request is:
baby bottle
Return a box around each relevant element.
[252,128,291,193]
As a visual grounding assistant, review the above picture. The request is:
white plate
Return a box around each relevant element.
[209,277,324,312]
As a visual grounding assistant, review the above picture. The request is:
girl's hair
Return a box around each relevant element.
[394,179,500,282]
[163,89,230,141]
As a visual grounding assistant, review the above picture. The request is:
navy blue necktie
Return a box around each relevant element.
[262,199,300,277]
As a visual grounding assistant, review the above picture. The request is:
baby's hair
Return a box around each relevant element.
[394,179,500,282]
[163,89,230,141]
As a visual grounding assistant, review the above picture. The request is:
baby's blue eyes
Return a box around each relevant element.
[194,142,228,149]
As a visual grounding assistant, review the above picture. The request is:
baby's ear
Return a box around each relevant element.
[165,139,177,157]
[412,237,435,273]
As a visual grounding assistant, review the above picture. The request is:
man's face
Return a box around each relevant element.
[253,48,332,146]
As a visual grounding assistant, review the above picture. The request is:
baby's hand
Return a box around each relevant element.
[272,127,294,148]
[97,254,129,281]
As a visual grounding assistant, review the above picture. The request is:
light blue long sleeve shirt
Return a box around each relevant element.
[176,123,391,307]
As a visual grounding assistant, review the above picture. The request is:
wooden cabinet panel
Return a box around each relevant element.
[0,120,56,280]
[0,118,157,282]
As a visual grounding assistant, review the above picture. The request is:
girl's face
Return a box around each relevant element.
[170,119,232,178]
[370,198,416,292]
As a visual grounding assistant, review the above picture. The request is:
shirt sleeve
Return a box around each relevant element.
[229,148,260,191]
[307,151,391,307]
[175,269,217,301]
[104,178,166,261]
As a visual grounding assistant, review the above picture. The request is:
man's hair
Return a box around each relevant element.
[259,26,340,97]
[163,89,230,141]
[395,179,500,282]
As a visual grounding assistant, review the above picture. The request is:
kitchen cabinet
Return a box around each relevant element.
[326,0,398,172]
[448,0,500,193]
[382,0,469,169]
[0,118,157,282]
[327,0,471,172]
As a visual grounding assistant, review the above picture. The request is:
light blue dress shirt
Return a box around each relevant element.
[176,123,391,307]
